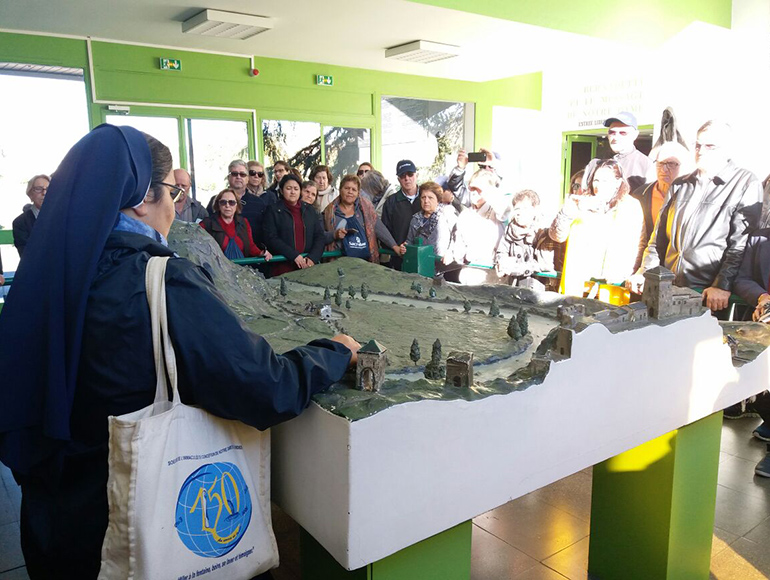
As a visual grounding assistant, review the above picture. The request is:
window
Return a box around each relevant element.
[105,111,253,204]
[262,120,371,184]
[0,69,89,272]
[381,96,469,181]
[187,119,249,202]
[106,115,181,169]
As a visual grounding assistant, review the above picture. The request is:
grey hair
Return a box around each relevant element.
[360,169,390,199]
[228,159,247,172]
[26,174,51,196]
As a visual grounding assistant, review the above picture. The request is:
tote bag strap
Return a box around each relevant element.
[145,256,182,407]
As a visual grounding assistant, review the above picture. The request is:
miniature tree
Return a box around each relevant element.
[431,339,442,364]
[423,338,446,380]
[463,299,471,314]
[489,296,500,317]
[337,280,344,298]
[429,287,437,299]
[323,286,331,301]
[415,282,423,295]
[338,267,345,278]
[507,314,522,340]
[410,339,421,365]
[517,307,529,335]
[348,285,356,299]
[361,282,369,300]
[345,299,352,310]
[280,277,287,297]
[335,292,343,307]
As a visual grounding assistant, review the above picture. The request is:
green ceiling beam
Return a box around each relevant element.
[407,0,732,44]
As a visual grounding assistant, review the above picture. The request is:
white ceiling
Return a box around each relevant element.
[0,0,619,82]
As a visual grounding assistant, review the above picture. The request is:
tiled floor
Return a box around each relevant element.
[2,417,770,579]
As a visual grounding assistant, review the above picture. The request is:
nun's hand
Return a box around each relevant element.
[0,274,4,286]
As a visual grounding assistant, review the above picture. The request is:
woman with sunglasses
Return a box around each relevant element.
[12,173,50,258]
[247,160,267,196]
[0,125,358,578]
[200,188,272,260]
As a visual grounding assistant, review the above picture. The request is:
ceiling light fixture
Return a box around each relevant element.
[182,9,275,40]
[385,40,460,64]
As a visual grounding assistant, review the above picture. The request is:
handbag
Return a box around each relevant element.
[99,256,278,579]
[340,214,371,259]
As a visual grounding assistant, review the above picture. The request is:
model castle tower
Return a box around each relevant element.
[356,339,388,392]
[642,266,702,319]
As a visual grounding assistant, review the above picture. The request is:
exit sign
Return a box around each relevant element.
[160,58,182,71]
[316,74,333,87]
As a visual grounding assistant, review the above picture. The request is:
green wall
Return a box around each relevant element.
[408,0,732,44]
[0,32,542,167]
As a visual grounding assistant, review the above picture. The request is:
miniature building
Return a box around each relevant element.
[642,266,703,319]
[555,327,573,358]
[356,339,388,392]
[319,305,332,320]
[529,354,552,375]
[557,303,586,328]
[446,351,474,388]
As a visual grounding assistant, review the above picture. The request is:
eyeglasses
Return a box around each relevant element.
[694,143,719,151]
[153,182,185,203]
[357,169,370,177]
[218,199,238,207]
[229,171,248,178]
[656,161,681,169]
[570,182,581,191]
[249,170,264,178]
[399,172,415,178]
[31,186,48,194]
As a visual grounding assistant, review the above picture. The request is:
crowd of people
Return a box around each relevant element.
[3,113,770,577]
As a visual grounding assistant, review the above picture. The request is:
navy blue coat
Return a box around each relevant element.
[20,230,351,578]
[12,208,36,257]
[734,228,770,307]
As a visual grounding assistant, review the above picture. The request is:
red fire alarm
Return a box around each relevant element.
[249,68,260,77]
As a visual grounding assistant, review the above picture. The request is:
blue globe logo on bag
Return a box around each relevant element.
[175,462,252,557]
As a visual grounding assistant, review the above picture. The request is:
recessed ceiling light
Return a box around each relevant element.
[385,40,460,64]
[182,9,275,40]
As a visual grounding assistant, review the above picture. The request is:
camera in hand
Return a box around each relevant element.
[467,152,486,163]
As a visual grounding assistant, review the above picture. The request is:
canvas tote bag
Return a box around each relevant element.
[99,256,279,579]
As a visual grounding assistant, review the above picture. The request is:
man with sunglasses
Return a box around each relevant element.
[381,160,421,270]
[172,168,208,223]
[584,112,652,191]
[446,148,501,208]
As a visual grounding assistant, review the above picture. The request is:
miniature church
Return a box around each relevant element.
[356,339,388,392]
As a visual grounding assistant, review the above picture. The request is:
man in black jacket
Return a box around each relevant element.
[13,174,49,257]
[381,159,420,270]
[630,121,762,314]
[208,160,270,246]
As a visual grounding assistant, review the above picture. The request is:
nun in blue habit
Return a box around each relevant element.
[0,124,358,579]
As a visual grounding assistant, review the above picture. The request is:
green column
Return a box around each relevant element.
[588,412,722,580]
[301,520,471,580]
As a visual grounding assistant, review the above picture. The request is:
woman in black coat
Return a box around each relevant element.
[262,174,325,276]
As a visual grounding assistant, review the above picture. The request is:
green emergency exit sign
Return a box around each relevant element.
[316,74,333,86]
[160,58,182,71]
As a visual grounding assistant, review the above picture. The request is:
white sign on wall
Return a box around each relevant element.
[565,76,647,131]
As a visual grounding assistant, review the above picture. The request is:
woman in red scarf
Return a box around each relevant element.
[200,189,271,260]
[262,174,325,276]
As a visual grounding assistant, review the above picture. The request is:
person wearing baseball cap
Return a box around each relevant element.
[584,111,652,191]
[381,159,421,270]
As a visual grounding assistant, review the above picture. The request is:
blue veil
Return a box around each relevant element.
[0,124,152,475]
